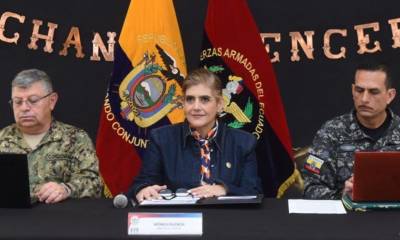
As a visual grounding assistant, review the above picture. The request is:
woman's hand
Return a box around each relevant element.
[136,185,167,202]
[189,184,227,198]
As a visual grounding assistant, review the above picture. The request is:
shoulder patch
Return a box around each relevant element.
[304,155,325,175]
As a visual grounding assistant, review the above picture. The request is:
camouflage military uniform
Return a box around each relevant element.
[303,109,400,199]
[0,120,102,200]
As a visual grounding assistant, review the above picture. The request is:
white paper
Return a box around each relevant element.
[288,199,347,214]
[140,196,200,206]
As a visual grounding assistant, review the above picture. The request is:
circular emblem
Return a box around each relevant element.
[133,75,166,110]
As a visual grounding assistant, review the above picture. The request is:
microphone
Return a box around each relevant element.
[113,194,129,208]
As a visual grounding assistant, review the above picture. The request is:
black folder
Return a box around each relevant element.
[197,195,263,205]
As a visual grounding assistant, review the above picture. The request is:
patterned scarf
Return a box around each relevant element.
[191,122,218,185]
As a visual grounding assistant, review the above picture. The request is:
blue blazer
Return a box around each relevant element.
[129,121,262,197]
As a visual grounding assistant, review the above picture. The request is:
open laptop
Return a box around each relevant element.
[352,151,400,202]
[0,154,32,208]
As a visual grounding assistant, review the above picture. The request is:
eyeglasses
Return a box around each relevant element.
[9,92,53,108]
[159,188,190,200]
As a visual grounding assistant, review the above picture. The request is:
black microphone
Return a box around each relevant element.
[113,194,129,208]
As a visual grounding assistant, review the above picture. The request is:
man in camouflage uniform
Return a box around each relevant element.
[0,69,102,204]
[303,63,400,199]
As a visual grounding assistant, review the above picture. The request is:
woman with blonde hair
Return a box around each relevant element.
[130,68,262,202]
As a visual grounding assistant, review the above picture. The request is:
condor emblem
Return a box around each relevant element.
[119,44,184,128]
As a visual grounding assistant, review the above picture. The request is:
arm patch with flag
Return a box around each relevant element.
[304,155,325,175]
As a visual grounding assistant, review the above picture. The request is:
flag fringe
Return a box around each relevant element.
[277,168,302,198]
[100,176,113,198]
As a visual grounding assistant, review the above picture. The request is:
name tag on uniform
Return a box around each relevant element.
[127,212,203,236]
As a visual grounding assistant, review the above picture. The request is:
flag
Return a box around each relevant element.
[96,0,187,197]
[199,0,295,197]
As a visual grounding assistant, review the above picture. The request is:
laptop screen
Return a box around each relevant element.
[0,154,32,208]
[352,151,400,202]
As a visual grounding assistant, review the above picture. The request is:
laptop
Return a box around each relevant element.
[352,151,400,202]
[0,154,32,208]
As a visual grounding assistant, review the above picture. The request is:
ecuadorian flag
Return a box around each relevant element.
[200,0,296,197]
[96,0,187,197]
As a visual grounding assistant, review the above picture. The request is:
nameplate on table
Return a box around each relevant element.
[127,212,203,236]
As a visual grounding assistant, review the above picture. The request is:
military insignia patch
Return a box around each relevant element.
[304,155,325,175]
[206,66,254,129]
